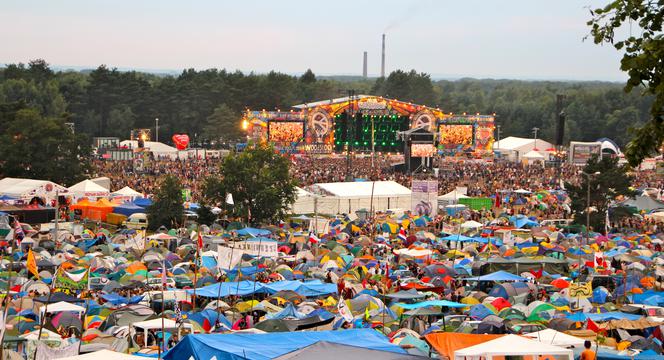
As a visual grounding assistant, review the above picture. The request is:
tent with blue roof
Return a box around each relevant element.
[163,329,406,360]
[465,270,527,282]
[113,202,145,217]
[236,227,271,237]
[267,303,307,320]
[133,197,153,208]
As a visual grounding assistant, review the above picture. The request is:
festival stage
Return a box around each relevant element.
[241,95,495,156]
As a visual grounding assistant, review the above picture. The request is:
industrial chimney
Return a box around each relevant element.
[381,34,386,78]
[363,51,368,78]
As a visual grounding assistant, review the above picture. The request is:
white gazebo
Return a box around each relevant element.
[111,186,143,201]
[132,318,194,347]
[68,179,110,200]
[39,301,85,320]
[454,334,573,360]
[524,329,585,348]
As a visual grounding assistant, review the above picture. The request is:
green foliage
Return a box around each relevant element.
[0,59,655,149]
[588,0,664,166]
[195,201,217,226]
[0,104,91,185]
[203,104,240,142]
[565,155,634,233]
[147,175,184,230]
[203,144,297,225]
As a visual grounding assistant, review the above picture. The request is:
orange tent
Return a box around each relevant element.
[87,198,115,222]
[70,199,93,219]
[425,333,503,360]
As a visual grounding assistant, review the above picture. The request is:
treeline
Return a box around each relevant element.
[0,60,652,147]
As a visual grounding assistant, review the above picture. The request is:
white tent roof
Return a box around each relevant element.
[312,181,411,199]
[523,150,545,159]
[68,180,111,197]
[40,301,85,314]
[438,190,470,201]
[295,187,314,198]
[133,317,193,330]
[0,177,69,198]
[493,136,554,152]
[112,186,142,197]
[59,350,146,360]
[20,328,62,341]
[120,140,178,153]
[460,220,483,229]
[454,334,573,360]
[524,329,585,348]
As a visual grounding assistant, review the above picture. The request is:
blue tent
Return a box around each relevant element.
[469,304,494,320]
[113,202,145,216]
[189,280,337,298]
[163,329,406,360]
[236,227,271,237]
[465,270,527,282]
[440,234,473,242]
[267,303,307,320]
[632,291,664,306]
[396,300,467,309]
[133,197,153,207]
[592,287,610,304]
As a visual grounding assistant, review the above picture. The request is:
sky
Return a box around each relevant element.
[0,0,627,81]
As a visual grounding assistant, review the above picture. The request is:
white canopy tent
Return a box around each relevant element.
[68,180,111,200]
[454,334,573,360]
[493,136,554,162]
[39,301,85,319]
[111,186,143,200]
[132,318,194,347]
[59,349,146,360]
[460,220,483,229]
[0,177,69,203]
[303,181,411,215]
[524,329,585,348]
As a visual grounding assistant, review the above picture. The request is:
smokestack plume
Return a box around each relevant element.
[363,51,368,78]
[381,34,386,78]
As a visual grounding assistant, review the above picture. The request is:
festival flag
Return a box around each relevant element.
[594,252,607,269]
[586,318,604,334]
[14,220,24,245]
[494,192,501,208]
[27,249,39,279]
[337,297,354,323]
[225,193,234,205]
[55,267,89,290]
[308,232,320,244]
[569,282,593,298]
[530,269,543,279]
[174,302,183,325]
[397,228,407,242]
[197,232,204,250]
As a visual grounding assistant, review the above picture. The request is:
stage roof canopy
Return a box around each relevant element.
[311,181,411,199]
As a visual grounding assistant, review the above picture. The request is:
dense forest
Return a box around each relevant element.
[0,59,652,148]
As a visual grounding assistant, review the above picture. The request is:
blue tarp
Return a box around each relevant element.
[133,198,153,207]
[465,270,527,282]
[163,329,405,360]
[188,280,337,298]
[633,291,664,306]
[236,227,271,237]
[113,203,145,216]
[566,312,643,322]
[440,235,473,242]
[395,300,467,309]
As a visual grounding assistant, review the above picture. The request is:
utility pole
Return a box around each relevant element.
[532,127,540,150]
[155,118,159,143]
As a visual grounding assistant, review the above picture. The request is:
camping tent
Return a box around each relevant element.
[39,301,85,320]
[68,180,110,200]
[273,341,429,360]
[465,271,527,282]
[454,334,573,360]
[163,329,406,360]
[113,202,145,217]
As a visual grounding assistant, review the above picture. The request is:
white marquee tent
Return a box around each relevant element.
[0,177,69,203]
[111,186,143,200]
[68,179,111,200]
[291,181,411,215]
[454,334,573,360]
[493,136,554,162]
